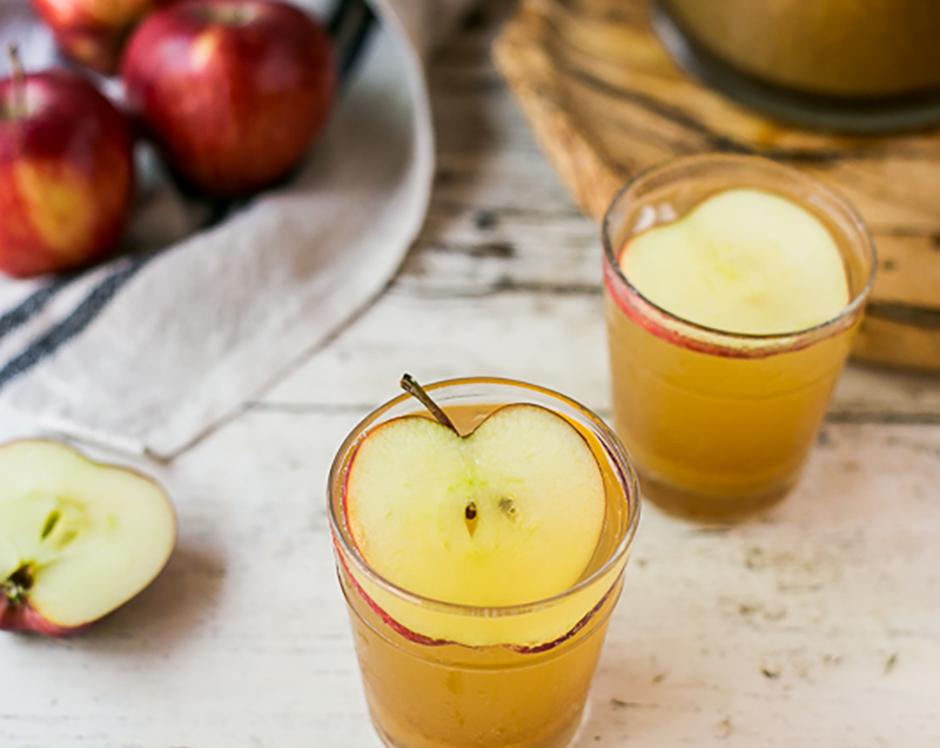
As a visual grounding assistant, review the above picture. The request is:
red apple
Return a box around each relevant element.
[0,52,135,278]
[122,0,337,197]
[32,0,166,74]
[0,440,176,636]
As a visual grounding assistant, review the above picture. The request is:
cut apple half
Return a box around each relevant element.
[0,440,176,635]
[341,401,619,648]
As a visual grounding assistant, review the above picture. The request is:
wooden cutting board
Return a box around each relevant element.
[494,0,940,370]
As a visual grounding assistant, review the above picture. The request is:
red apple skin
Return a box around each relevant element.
[0,595,85,636]
[122,0,336,197]
[32,0,166,75]
[335,531,615,653]
[0,70,135,278]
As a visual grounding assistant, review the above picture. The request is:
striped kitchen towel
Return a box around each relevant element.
[0,0,472,458]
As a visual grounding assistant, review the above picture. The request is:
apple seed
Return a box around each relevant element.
[464,501,479,536]
[40,510,61,539]
[498,497,517,520]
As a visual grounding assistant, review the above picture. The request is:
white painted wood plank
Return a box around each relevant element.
[261,287,940,423]
[3,413,938,746]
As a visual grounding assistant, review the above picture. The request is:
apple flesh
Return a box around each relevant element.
[0,68,135,277]
[620,188,850,335]
[0,440,176,635]
[344,404,607,644]
[32,0,165,74]
[122,0,337,197]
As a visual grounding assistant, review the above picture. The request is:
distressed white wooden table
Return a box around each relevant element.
[2,4,939,746]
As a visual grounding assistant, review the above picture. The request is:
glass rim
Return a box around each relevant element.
[327,376,641,618]
[602,153,878,345]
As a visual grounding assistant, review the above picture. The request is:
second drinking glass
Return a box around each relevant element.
[603,155,876,520]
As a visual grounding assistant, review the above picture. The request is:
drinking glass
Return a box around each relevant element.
[603,155,876,520]
[329,377,641,747]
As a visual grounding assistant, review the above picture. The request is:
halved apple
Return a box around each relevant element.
[343,403,612,647]
[620,188,850,335]
[0,440,176,636]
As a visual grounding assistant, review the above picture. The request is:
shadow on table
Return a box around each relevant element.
[29,541,228,656]
[98,541,225,650]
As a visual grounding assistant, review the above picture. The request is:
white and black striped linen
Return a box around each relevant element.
[0,0,472,456]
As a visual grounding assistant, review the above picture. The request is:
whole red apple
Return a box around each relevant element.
[122,0,336,197]
[0,52,134,278]
[32,0,165,74]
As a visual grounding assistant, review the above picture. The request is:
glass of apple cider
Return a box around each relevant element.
[328,377,640,748]
[603,154,876,521]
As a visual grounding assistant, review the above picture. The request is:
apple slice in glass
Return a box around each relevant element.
[620,188,850,336]
[342,395,613,649]
[0,440,176,636]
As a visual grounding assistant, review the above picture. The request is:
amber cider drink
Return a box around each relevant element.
[603,155,875,520]
[329,379,639,748]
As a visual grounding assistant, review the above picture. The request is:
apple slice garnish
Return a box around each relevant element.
[0,440,176,636]
[619,188,850,336]
[340,376,616,649]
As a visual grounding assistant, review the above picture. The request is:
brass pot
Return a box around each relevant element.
[661,0,940,99]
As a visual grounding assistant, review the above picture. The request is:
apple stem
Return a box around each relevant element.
[400,374,459,434]
[6,44,26,118]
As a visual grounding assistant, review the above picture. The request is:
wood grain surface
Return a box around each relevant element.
[494,0,940,370]
[1,3,938,746]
